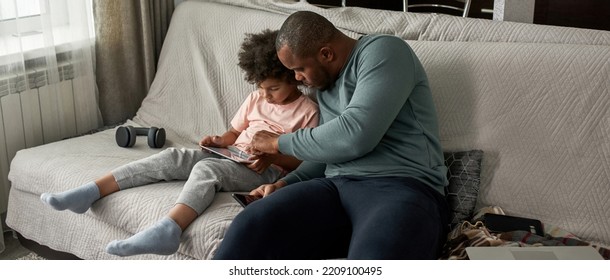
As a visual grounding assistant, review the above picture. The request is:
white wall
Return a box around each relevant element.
[493,0,536,23]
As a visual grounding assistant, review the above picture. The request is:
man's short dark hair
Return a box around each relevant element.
[276,11,338,57]
[238,29,296,84]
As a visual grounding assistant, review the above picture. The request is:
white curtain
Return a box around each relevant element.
[0,0,101,252]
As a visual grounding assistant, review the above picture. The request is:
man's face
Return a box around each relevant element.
[278,46,333,90]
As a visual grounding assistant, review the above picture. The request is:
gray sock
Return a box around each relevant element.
[105,217,182,257]
[40,181,100,214]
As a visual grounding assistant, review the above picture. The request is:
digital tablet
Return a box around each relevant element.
[200,145,254,163]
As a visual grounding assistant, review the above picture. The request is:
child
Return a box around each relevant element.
[40,29,319,257]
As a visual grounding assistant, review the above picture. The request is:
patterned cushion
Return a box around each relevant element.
[444,150,484,228]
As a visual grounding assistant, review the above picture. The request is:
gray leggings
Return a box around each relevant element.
[111,147,282,215]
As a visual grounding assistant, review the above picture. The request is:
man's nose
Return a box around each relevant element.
[295,72,304,81]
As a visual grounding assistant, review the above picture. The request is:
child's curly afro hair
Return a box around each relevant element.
[238,29,297,85]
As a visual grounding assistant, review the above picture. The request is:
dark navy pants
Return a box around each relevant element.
[213,176,449,260]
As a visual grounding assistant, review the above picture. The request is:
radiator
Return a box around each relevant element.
[0,57,100,211]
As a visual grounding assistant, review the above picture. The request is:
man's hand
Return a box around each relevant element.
[249,130,281,155]
[250,180,287,197]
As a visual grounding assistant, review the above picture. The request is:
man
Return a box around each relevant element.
[213,10,449,260]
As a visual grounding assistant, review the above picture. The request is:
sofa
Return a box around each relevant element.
[6,0,610,260]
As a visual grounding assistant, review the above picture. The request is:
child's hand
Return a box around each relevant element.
[244,145,257,155]
[199,135,225,147]
[246,154,274,174]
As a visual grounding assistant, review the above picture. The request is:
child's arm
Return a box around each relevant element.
[247,153,302,174]
[270,154,302,171]
[199,128,240,148]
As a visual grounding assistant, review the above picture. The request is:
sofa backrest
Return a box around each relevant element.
[410,40,610,245]
[133,0,610,245]
[197,0,610,45]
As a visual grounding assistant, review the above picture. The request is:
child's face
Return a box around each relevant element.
[257,78,301,105]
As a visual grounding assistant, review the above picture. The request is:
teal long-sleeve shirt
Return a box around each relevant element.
[278,34,448,194]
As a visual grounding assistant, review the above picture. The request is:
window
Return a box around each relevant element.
[0,0,94,58]
[0,0,41,19]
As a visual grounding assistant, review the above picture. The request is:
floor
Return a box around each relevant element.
[0,230,32,260]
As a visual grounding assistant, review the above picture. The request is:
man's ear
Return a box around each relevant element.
[319,47,334,62]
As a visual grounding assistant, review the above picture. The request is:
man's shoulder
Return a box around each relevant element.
[356,35,411,60]
[360,34,407,47]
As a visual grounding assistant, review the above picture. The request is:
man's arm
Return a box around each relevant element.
[281,160,326,185]
[280,36,420,163]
